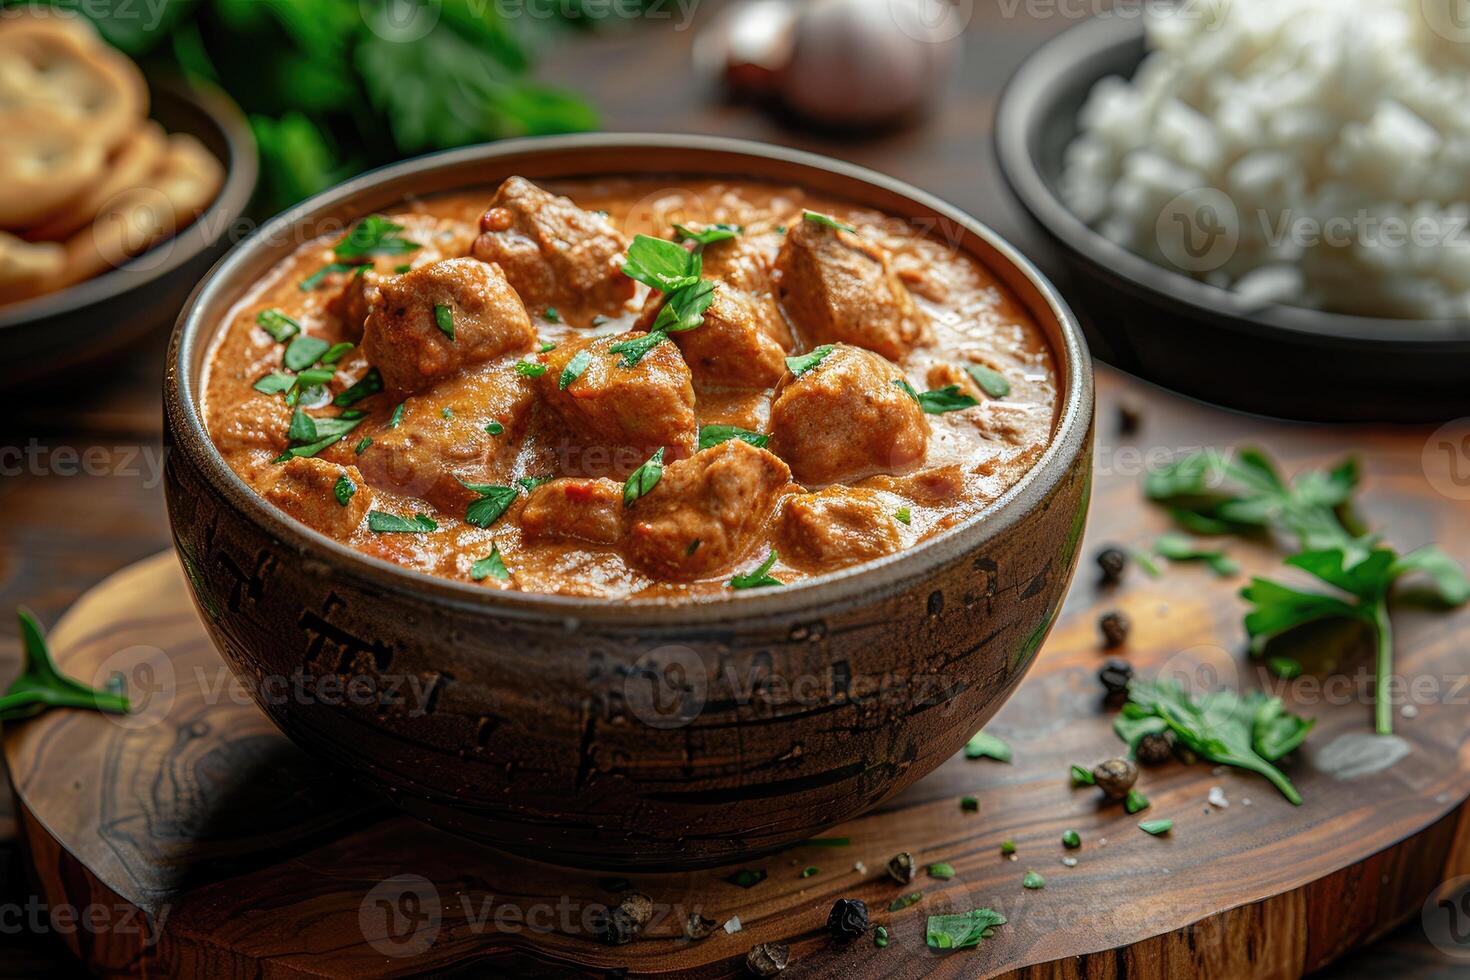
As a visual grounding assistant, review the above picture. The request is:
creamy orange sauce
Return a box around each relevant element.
[202,178,1057,598]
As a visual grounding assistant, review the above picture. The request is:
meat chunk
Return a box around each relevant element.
[773,217,929,360]
[776,487,902,572]
[768,343,929,486]
[470,176,634,324]
[623,440,791,580]
[520,478,624,545]
[327,269,381,342]
[636,281,789,389]
[261,458,371,540]
[361,257,534,397]
[356,363,534,514]
[537,332,697,477]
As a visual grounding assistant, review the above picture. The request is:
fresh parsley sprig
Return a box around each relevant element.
[3,609,131,722]
[614,235,716,367]
[894,379,980,415]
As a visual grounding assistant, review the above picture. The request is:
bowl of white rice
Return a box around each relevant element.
[995,0,1470,421]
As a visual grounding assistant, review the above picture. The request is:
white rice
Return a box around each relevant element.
[1061,0,1470,320]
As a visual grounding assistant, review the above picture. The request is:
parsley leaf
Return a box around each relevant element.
[608,331,668,368]
[698,425,769,451]
[559,349,592,390]
[470,545,510,582]
[461,482,519,528]
[966,364,1010,398]
[273,409,364,462]
[434,303,454,340]
[367,511,438,533]
[299,262,361,291]
[673,222,742,245]
[896,506,912,525]
[963,731,1011,762]
[1154,533,1240,576]
[517,474,554,492]
[622,235,701,291]
[785,344,835,377]
[925,909,1006,951]
[334,214,421,259]
[284,335,330,372]
[253,371,296,395]
[256,308,301,342]
[334,368,383,407]
[894,379,979,415]
[623,448,664,507]
[651,279,715,334]
[333,475,356,506]
[802,210,857,234]
[729,549,782,589]
[4,608,131,722]
[485,420,504,436]
[515,360,548,378]
[1139,819,1173,836]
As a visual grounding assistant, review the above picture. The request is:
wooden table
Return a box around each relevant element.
[0,6,1463,976]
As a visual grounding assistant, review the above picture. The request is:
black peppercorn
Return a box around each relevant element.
[1097,547,1128,585]
[1092,757,1138,799]
[746,942,790,976]
[1099,610,1130,648]
[1116,399,1143,436]
[826,898,869,940]
[1136,731,1174,765]
[886,851,915,885]
[1098,657,1133,697]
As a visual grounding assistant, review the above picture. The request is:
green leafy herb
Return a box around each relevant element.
[800,866,819,878]
[674,222,742,245]
[1139,819,1173,836]
[698,424,769,451]
[1117,678,1311,804]
[729,549,782,590]
[441,408,454,420]
[334,368,383,407]
[1000,840,1016,855]
[394,264,412,274]
[299,262,360,291]
[785,344,835,377]
[333,475,356,506]
[966,364,1011,398]
[517,474,554,492]
[515,360,548,378]
[895,379,979,415]
[335,214,421,259]
[253,371,296,395]
[1133,548,1164,578]
[960,796,980,812]
[462,482,519,528]
[485,420,504,436]
[802,210,857,234]
[1022,871,1045,889]
[2,609,131,722]
[367,511,438,533]
[559,349,592,390]
[284,335,331,372]
[623,448,664,507]
[925,908,1006,951]
[874,925,889,948]
[1070,764,1095,786]
[388,402,405,428]
[1062,830,1081,849]
[607,331,668,368]
[322,342,354,365]
[926,862,955,880]
[725,868,766,889]
[963,731,1011,762]
[273,409,364,462]
[470,545,510,582]
[1124,789,1150,814]
[1155,533,1239,576]
[256,308,301,342]
[895,506,912,526]
[354,436,372,455]
[622,234,701,291]
[543,307,560,322]
[650,279,715,334]
[888,892,922,912]
[434,303,454,340]
[540,341,557,353]
[1267,656,1303,679]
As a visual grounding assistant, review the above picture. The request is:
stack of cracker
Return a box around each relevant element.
[0,9,224,307]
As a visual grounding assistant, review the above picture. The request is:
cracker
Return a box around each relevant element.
[27,120,167,242]
[0,230,64,306]
[0,110,105,229]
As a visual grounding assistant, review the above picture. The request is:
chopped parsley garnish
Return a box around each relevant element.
[725,868,766,888]
[283,335,330,372]
[354,436,372,455]
[517,474,554,492]
[559,349,592,390]
[1154,532,1239,576]
[729,549,782,589]
[333,475,356,506]
[1125,789,1151,814]
[1062,830,1081,849]
[515,360,548,378]
[322,341,354,365]
[334,214,421,259]
[1000,840,1016,855]
[9,609,131,722]
[673,222,742,245]
[1070,764,1095,786]
[394,264,412,274]
[925,909,1006,951]
[966,364,1011,398]
[785,344,835,377]
[800,866,819,878]
[896,506,912,525]
[256,308,301,342]
[874,926,889,948]
[539,341,557,353]
[926,862,955,880]
[650,279,715,334]
[470,545,510,582]
[461,482,519,528]
[1022,871,1045,889]
[895,379,980,414]
[334,368,383,407]
[388,402,405,428]
[960,796,979,812]
[441,407,453,419]
[273,409,364,462]
[621,234,701,292]
[543,307,560,322]
[1139,819,1173,836]
[623,448,664,507]
[697,424,769,451]
[367,511,438,533]
[608,331,668,368]
[253,371,295,395]
[299,262,360,291]
[803,210,857,233]
[963,730,1011,762]
[434,303,454,341]
[888,892,922,912]
[485,420,504,435]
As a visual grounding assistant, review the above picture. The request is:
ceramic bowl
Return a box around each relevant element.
[164,134,1094,869]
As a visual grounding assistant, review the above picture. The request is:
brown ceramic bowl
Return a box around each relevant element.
[164,134,1094,870]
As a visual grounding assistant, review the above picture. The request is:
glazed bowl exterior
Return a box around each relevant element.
[163,135,1094,869]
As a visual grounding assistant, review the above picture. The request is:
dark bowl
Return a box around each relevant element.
[163,134,1094,870]
[0,75,257,389]
[995,15,1470,422]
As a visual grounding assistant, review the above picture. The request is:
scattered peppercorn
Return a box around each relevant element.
[1062,830,1081,849]
[1097,546,1128,585]
[826,899,869,940]
[1136,730,1174,765]
[684,912,717,941]
[886,851,916,885]
[1116,399,1143,436]
[1099,610,1130,648]
[1093,757,1139,799]
[746,942,790,976]
[1098,657,1133,697]
[1174,740,1200,766]
[594,892,653,945]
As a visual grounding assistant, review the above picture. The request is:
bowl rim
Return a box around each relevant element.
[0,73,258,330]
[167,133,1093,625]
[994,14,1470,348]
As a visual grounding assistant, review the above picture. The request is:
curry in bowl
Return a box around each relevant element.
[201,176,1058,598]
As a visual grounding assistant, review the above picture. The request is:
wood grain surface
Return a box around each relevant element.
[1,4,1466,976]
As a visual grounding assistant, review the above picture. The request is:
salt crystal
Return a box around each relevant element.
[1062,857,1078,867]
[1242,798,1253,806]
[1208,786,1229,808]
[724,916,742,934]
[1098,838,1108,847]
[1402,704,1419,719]
[853,862,867,875]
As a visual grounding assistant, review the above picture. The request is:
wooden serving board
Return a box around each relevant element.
[8,375,1470,978]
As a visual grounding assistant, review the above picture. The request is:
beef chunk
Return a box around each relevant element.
[361,257,535,397]
[636,281,789,390]
[768,343,929,485]
[470,176,634,323]
[776,487,902,571]
[356,363,534,514]
[520,478,624,545]
[537,332,697,476]
[773,218,929,360]
[623,439,791,580]
[261,458,371,540]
